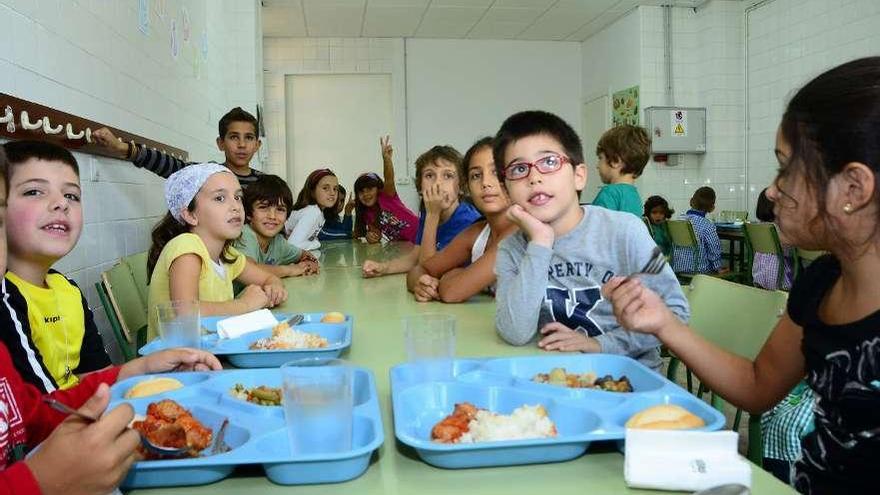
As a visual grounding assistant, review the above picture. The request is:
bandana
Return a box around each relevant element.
[165,162,232,224]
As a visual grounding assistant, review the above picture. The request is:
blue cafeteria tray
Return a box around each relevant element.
[390,354,725,469]
[138,312,353,367]
[109,366,383,488]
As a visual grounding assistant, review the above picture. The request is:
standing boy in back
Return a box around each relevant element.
[93,107,264,187]
[493,111,687,371]
[591,124,651,217]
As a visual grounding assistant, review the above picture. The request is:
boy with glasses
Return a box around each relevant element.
[492,111,687,371]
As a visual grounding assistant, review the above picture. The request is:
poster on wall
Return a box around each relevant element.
[612,85,639,126]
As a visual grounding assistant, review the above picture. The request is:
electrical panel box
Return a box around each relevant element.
[643,106,706,154]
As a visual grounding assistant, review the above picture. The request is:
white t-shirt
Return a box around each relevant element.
[285,204,324,252]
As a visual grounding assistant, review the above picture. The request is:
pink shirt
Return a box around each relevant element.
[363,191,418,243]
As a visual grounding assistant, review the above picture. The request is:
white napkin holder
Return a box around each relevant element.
[216,309,278,339]
[624,429,752,492]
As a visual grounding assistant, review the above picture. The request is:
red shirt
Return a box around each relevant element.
[0,342,120,495]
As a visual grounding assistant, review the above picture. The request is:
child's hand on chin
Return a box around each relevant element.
[506,204,554,247]
[26,383,139,495]
[538,322,600,353]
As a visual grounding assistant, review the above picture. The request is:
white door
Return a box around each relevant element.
[285,74,393,196]
[580,94,610,203]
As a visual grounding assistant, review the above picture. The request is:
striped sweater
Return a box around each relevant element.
[131,145,263,186]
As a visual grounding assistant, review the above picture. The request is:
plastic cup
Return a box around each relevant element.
[155,300,200,349]
[281,358,353,455]
[403,313,456,382]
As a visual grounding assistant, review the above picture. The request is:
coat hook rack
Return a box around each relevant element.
[0,92,188,162]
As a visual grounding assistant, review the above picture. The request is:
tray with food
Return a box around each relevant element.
[138,312,353,368]
[389,354,724,469]
[109,366,382,488]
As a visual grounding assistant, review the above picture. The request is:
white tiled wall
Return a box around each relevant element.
[0,0,263,362]
[745,0,880,209]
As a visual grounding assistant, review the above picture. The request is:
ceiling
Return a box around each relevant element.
[261,0,708,42]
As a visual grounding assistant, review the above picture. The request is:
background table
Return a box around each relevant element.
[716,224,747,273]
[132,241,795,494]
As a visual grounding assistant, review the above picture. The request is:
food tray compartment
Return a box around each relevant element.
[108,367,382,488]
[390,354,725,469]
[138,312,353,368]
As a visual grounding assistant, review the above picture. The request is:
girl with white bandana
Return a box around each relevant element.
[146,163,287,339]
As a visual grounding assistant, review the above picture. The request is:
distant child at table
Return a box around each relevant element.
[353,136,419,243]
[319,184,355,241]
[591,124,651,217]
[93,107,264,187]
[752,187,794,290]
[408,137,517,302]
[493,110,688,371]
[0,145,223,495]
[644,195,674,255]
[604,57,880,494]
[285,168,339,252]
[0,141,110,393]
[147,163,287,339]
[671,186,725,274]
[361,144,480,279]
[234,174,318,286]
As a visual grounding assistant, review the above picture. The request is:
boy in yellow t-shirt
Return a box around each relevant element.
[0,141,110,392]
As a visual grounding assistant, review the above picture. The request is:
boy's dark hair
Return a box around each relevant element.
[493,110,584,179]
[218,107,258,139]
[690,186,716,212]
[596,125,651,177]
[243,174,294,220]
[644,195,674,219]
[755,188,775,222]
[0,146,6,186]
[3,140,80,184]
[778,57,880,247]
[414,145,463,194]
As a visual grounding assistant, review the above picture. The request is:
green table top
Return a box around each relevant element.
[132,241,796,494]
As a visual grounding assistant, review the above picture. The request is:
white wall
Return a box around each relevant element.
[0,0,263,362]
[745,0,880,209]
[405,38,582,173]
[263,37,582,210]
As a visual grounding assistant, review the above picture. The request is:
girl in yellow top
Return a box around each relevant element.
[147,163,287,339]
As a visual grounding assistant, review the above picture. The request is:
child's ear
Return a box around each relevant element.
[836,161,876,213]
[216,136,226,151]
[180,209,199,227]
[573,163,588,191]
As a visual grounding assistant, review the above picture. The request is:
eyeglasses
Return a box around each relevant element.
[502,153,570,181]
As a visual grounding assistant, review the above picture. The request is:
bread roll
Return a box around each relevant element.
[321,312,345,323]
[124,377,184,399]
[625,404,705,430]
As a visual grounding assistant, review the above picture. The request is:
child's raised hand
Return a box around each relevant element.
[380,135,393,161]
[506,204,555,247]
[413,274,440,302]
[538,322,600,353]
[238,284,270,311]
[423,183,447,216]
[92,127,129,156]
[602,277,679,337]
[344,191,356,215]
[362,260,387,278]
[25,383,140,495]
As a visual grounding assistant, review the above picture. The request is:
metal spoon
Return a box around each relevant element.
[42,397,189,457]
[282,313,304,327]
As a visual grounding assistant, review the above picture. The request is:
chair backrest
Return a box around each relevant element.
[122,251,149,308]
[667,219,698,247]
[101,263,148,353]
[743,222,782,255]
[685,275,787,360]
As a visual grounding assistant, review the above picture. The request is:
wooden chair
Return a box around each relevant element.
[743,222,788,290]
[96,262,148,361]
[667,275,788,464]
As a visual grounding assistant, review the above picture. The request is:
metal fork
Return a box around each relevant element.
[631,246,667,277]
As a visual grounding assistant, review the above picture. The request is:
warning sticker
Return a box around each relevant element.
[672,110,687,137]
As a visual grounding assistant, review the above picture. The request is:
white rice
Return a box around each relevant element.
[458,405,556,443]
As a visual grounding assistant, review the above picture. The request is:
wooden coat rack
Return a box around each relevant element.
[0,92,188,161]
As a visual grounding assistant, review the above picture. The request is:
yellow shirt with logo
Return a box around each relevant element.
[4,272,105,390]
[147,233,247,340]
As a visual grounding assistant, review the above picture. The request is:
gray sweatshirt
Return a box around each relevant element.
[495,206,689,371]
